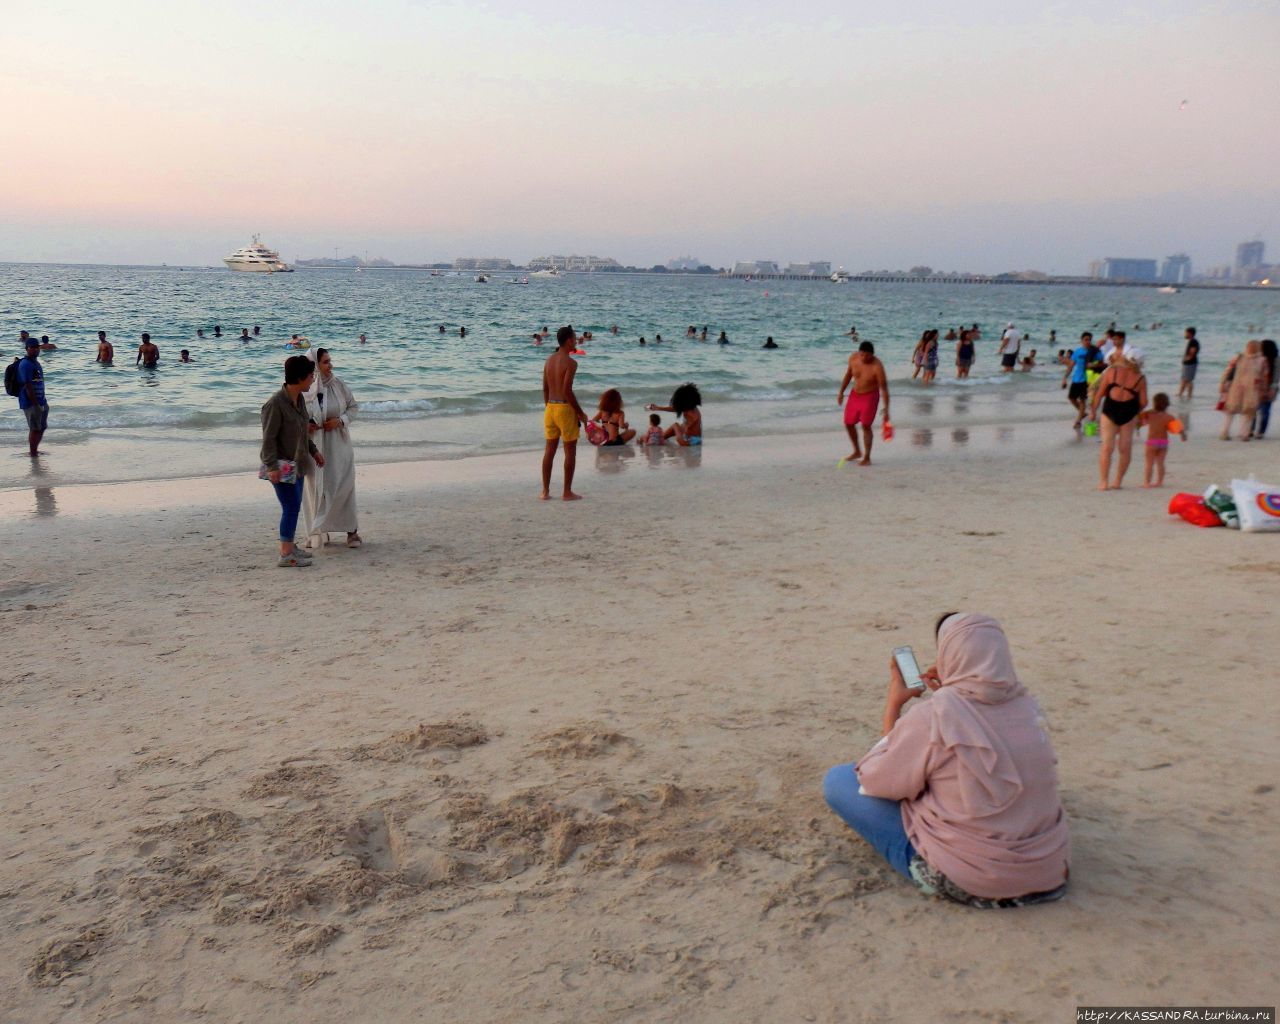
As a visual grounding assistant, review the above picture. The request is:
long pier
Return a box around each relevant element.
[720,273,1252,291]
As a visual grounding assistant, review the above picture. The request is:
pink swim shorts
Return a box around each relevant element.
[844,390,880,427]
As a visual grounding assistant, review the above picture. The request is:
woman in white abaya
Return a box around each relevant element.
[302,347,362,548]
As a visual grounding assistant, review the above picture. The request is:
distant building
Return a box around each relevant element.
[730,260,781,276]
[527,254,622,272]
[454,257,514,271]
[1235,240,1265,284]
[666,255,702,271]
[1099,258,1158,282]
[1160,254,1192,284]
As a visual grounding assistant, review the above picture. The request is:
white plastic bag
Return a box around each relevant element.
[1231,478,1280,533]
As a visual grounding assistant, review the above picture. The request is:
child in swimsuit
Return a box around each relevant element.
[1140,392,1185,488]
[641,413,665,446]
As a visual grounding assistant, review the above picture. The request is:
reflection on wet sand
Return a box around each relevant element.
[596,444,702,472]
[911,429,933,448]
[912,397,935,417]
[28,462,57,517]
[34,487,57,517]
[643,445,702,470]
[952,428,970,447]
[594,445,637,474]
[997,426,1015,443]
[953,394,971,415]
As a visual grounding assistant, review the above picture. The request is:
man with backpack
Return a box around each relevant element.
[7,336,48,457]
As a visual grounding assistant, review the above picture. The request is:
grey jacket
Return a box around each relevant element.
[260,387,320,474]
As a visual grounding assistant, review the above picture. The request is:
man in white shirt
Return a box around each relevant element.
[999,322,1022,373]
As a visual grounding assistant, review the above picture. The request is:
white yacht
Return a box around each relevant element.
[530,268,562,278]
[223,235,293,273]
[1156,285,1181,294]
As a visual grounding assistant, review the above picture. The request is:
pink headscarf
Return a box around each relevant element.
[928,614,1029,813]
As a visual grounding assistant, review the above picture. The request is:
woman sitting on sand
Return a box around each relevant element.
[1089,346,1148,491]
[823,613,1070,908]
[591,388,636,446]
[647,382,702,446]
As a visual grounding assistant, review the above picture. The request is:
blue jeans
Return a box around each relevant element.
[823,763,916,878]
[271,477,305,543]
[1254,400,1272,437]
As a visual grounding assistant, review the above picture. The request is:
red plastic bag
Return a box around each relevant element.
[1168,492,1222,527]
[882,419,895,442]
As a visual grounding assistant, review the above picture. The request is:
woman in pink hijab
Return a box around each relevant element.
[823,613,1070,907]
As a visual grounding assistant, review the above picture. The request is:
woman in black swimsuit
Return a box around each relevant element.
[1089,351,1148,491]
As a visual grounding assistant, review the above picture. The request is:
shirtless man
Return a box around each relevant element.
[837,340,889,466]
[136,332,159,368]
[540,325,590,501]
[95,330,114,364]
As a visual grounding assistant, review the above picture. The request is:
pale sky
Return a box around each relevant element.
[2,0,1277,272]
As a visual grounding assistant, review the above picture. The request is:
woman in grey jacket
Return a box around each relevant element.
[261,355,325,567]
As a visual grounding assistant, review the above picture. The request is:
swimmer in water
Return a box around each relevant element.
[214,325,222,338]
[196,328,205,339]
[136,332,159,368]
[439,325,446,333]
[460,326,467,338]
[358,333,366,344]
[240,328,251,341]
[39,335,57,351]
[96,331,113,364]
[763,336,779,349]
[180,349,192,363]
[253,325,261,336]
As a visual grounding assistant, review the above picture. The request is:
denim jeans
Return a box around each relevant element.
[1254,399,1272,437]
[823,763,916,878]
[271,476,305,542]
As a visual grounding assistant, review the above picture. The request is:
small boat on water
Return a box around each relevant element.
[1156,285,1181,294]
[475,274,489,283]
[530,269,561,278]
[224,235,292,273]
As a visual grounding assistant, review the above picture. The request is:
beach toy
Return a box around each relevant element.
[584,421,606,446]
[572,349,586,356]
[1168,418,1184,434]
[882,419,894,442]
[1083,419,1098,436]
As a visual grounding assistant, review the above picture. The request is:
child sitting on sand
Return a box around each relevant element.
[591,388,635,446]
[1140,392,1185,488]
[647,382,702,446]
[640,413,665,446]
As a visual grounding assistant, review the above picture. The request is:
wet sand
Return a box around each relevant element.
[2,425,1277,1022]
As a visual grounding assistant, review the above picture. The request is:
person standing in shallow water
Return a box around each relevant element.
[540,326,590,501]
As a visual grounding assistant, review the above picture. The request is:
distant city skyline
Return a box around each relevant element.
[2,1,1276,273]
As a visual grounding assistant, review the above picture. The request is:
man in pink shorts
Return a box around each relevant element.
[837,340,889,466]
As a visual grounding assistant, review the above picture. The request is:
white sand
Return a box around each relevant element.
[3,425,1277,1022]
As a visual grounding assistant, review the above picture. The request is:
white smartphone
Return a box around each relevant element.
[892,646,926,691]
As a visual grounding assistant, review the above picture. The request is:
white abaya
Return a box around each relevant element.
[302,371,359,541]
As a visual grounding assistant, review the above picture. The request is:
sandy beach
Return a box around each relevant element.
[3,425,1277,1022]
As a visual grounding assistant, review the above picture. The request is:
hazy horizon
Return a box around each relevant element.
[3,0,1276,273]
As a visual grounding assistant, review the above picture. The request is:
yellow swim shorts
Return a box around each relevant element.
[544,402,580,442]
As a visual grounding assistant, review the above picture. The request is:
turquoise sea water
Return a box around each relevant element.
[2,263,1277,487]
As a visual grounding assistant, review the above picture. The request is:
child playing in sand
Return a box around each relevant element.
[647,382,702,446]
[639,413,666,446]
[1140,392,1185,488]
